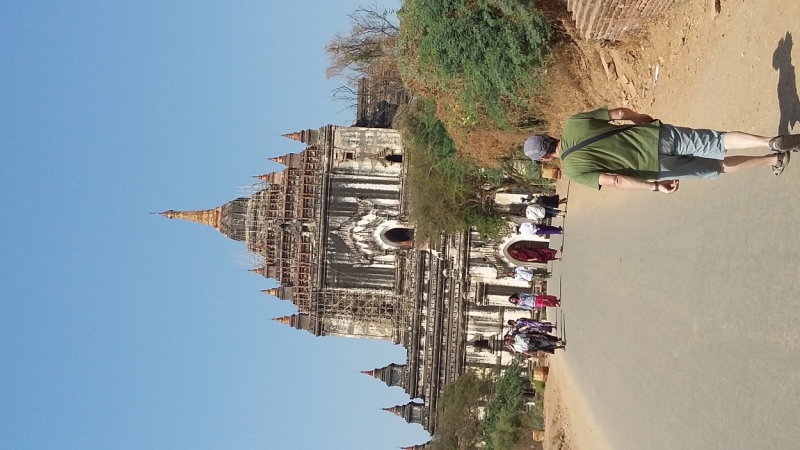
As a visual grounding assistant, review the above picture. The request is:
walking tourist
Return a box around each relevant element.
[532,193,565,208]
[507,318,555,334]
[519,222,563,237]
[505,333,564,356]
[509,292,560,309]
[507,246,560,263]
[508,266,537,283]
[522,107,800,192]
[524,203,565,220]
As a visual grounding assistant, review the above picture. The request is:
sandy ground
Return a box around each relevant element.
[543,354,614,450]
[541,0,800,449]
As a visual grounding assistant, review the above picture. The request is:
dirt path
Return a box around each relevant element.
[543,1,800,449]
[543,354,614,450]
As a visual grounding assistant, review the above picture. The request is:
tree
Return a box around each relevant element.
[325,3,399,79]
[427,371,493,450]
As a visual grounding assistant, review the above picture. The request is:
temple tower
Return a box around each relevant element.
[382,401,425,425]
[361,363,408,390]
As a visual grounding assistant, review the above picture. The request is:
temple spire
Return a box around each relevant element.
[268,155,288,165]
[253,171,284,184]
[159,207,222,229]
[282,131,302,141]
[273,315,293,325]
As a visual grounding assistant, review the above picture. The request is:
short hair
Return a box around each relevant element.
[507,319,515,326]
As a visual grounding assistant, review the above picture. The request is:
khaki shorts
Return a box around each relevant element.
[656,124,726,180]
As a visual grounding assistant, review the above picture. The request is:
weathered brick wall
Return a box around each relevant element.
[565,0,677,40]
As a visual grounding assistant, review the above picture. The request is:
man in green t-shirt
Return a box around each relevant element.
[523,107,799,193]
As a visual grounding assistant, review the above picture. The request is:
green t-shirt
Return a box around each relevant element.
[560,107,661,189]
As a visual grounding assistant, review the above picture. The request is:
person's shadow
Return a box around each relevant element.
[772,33,800,135]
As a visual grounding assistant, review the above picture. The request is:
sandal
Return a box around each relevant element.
[769,135,800,152]
[772,152,790,176]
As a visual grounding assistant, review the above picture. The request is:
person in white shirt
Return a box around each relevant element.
[505,333,564,356]
[524,203,565,220]
[509,266,535,283]
[518,222,563,236]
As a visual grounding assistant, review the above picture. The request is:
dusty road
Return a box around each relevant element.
[549,1,800,449]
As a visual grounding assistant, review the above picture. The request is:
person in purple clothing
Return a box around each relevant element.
[507,318,555,334]
[518,222,563,237]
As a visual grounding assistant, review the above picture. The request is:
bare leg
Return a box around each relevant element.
[721,154,778,173]
[723,132,772,150]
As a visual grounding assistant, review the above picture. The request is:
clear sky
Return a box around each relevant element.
[0,1,431,449]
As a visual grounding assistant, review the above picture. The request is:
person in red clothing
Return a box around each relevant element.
[509,292,560,308]
[508,247,560,263]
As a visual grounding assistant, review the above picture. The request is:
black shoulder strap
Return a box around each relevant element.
[561,126,634,159]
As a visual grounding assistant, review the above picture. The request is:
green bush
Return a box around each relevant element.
[428,371,493,450]
[481,362,527,450]
[398,0,551,127]
[396,99,509,240]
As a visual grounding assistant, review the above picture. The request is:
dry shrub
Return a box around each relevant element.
[530,0,618,134]
[400,0,630,167]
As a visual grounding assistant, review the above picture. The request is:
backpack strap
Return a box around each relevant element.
[560,126,634,159]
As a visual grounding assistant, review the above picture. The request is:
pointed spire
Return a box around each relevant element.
[249,267,266,276]
[253,171,283,184]
[159,207,222,229]
[260,287,281,296]
[282,131,302,141]
[360,369,375,376]
[273,315,293,325]
[268,155,288,165]
[381,402,424,424]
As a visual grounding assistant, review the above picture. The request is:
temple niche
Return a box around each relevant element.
[159,122,555,436]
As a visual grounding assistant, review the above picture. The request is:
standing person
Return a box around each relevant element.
[524,203,564,220]
[509,292,560,309]
[533,193,562,208]
[519,222,563,237]
[505,333,564,356]
[507,246,560,263]
[522,107,800,192]
[507,318,555,334]
[508,266,536,284]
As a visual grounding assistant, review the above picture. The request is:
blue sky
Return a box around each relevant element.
[0,1,430,449]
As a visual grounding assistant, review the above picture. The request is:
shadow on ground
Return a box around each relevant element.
[773,32,800,134]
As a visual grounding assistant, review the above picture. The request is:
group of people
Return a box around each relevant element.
[499,106,800,357]
[504,317,564,355]
[504,293,564,356]
[518,194,565,235]
[506,193,564,266]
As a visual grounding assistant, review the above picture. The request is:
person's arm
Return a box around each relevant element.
[608,107,654,125]
[598,173,679,194]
